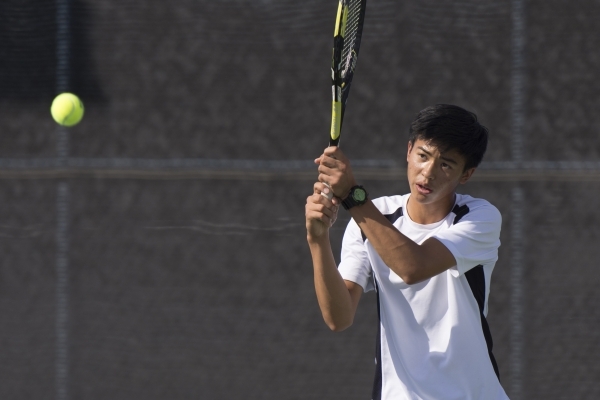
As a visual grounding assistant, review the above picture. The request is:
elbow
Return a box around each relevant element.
[393,260,428,285]
[324,316,353,332]
[401,274,420,285]
[386,258,424,285]
[327,321,352,332]
[398,268,425,285]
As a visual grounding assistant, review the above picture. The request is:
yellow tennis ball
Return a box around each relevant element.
[51,93,84,127]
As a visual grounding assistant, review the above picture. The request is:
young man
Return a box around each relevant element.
[305,105,509,399]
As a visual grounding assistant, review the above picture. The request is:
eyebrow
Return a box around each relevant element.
[417,146,459,165]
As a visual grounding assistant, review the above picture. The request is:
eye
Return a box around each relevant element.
[441,162,451,170]
[418,153,427,160]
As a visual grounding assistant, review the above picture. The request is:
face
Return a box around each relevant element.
[406,139,475,206]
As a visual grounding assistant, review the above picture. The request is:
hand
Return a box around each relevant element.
[315,147,357,200]
[306,182,340,240]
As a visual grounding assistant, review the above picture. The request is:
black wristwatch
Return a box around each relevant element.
[342,185,369,210]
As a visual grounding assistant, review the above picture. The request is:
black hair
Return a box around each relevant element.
[408,104,489,171]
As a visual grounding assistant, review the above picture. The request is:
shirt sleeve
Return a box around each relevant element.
[337,218,375,292]
[432,202,502,277]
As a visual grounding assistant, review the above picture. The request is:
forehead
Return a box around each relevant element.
[412,139,467,165]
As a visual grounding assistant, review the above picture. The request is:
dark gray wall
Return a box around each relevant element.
[1,0,599,399]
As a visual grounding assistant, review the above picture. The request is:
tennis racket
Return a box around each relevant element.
[323,0,367,199]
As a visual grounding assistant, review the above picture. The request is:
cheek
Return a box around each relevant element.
[438,176,462,192]
[407,160,420,173]
[406,164,418,182]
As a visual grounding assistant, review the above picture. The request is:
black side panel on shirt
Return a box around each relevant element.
[453,203,500,379]
[363,207,404,400]
[368,208,403,399]
[465,266,500,379]
[371,279,382,400]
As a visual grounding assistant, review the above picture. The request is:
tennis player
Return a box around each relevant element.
[305,104,509,399]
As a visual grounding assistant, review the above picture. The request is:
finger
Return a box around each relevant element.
[318,167,339,190]
[308,194,335,215]
[305,204,333,227]
[318,163,336,178]
[306,211,335,228]
[307,193,325,207]
[307,194,337,217]
[320,184,334,200]
[307,193,329,211]
[313,181,331,196]
[324,146,339,158]
[317,203,339,226]
[319,153,338,168]
[316,176,339,200]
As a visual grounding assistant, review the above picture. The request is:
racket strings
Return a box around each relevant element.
[340,0,365,78]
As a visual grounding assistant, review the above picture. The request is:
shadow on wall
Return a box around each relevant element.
[0,0,106,103]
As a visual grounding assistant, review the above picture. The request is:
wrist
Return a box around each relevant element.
[307,232,330,247]
[341,185,369,210]
[340,180,358,200]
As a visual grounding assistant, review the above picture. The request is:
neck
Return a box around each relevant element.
[406,193,456,225]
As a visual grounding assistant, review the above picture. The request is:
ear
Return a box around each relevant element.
[406,141,413,162]
[459,168,476,184]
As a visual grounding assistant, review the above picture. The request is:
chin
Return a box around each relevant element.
[410,190,433,203]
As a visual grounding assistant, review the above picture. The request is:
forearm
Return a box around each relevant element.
[308,234,356,331]
[349,201,431,284]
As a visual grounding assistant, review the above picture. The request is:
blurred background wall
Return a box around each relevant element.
[1,0,599,399]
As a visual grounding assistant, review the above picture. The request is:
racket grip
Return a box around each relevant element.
[321,183,334,200]
[331,100,342,142]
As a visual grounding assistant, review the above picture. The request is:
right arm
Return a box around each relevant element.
[306,182,363,332]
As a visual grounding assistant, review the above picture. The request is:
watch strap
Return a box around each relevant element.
[342,185,368,210]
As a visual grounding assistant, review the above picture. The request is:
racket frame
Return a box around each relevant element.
[330,0,366,147]
[323,0,367,200]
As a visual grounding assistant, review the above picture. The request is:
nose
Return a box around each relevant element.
[421,160,435,180]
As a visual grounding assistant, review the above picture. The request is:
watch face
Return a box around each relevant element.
[352,188,366,202]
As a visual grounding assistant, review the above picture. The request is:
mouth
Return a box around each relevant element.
[416,183,433,195]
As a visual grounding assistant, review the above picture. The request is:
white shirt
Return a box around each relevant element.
[338,193,509,400]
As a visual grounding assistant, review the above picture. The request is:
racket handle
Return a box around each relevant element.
[321,183,334,200]
[331,101,342,143]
